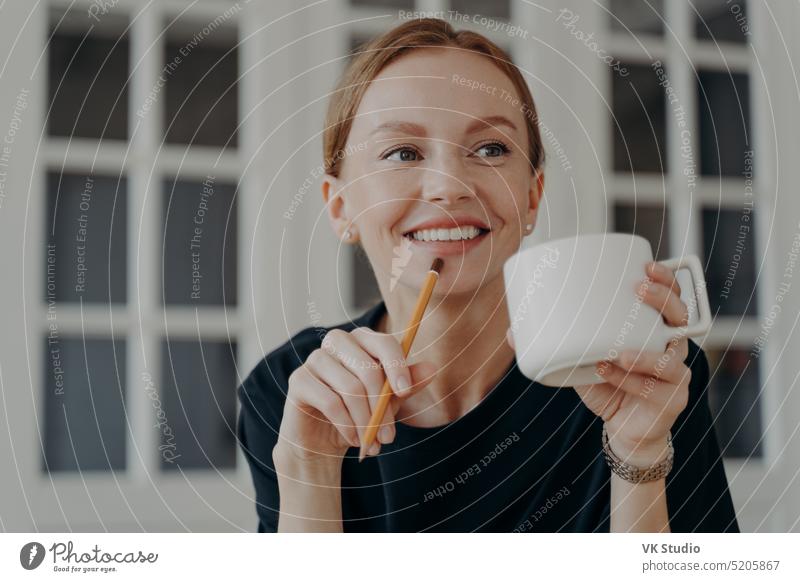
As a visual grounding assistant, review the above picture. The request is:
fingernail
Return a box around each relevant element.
[379,425,392,442]
[370,442,380,456]
[396,376,410,394]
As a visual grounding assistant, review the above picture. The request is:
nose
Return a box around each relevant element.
[420,153,475,206]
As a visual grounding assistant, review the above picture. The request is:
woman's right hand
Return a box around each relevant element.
[274,327,437,465]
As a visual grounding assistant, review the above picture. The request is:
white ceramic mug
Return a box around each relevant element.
[503,233,713,387]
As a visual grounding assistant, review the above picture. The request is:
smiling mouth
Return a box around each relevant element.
[402,225,490,242]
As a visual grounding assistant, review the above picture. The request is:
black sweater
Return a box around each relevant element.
[236,301,740,532]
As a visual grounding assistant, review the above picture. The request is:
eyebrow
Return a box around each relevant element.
[369,115,518,138]
[465,115,518,134]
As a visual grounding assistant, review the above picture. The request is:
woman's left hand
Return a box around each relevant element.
[573,261,692,466]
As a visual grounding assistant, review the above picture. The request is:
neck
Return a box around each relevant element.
[378,273,516,426]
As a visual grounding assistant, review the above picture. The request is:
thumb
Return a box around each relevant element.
[395,360,437,399]
[573,382,624,422]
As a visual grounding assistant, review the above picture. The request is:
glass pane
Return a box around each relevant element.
[163,19,238,147]
[698,71,751,177]
[160,339,237,470]
[47,13,129,140]
[612,63,667,173]
[352,245,381,310]
[695,0,749,44]
[161,177,238,306]
[450,0,510,20]
[43,337,126,472]
[45,172,127,304]
[609,0,665,35]
[350,0,414,9]
[613,202,670,261]
[706,347,762,458]
[701,206,758,316]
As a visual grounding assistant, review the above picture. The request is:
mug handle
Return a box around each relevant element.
[656,254,713,340]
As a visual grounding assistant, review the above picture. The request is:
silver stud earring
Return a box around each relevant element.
[343,229,353,240]
[525,224,533,232]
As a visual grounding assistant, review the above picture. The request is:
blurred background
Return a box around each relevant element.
[0,0,799,532]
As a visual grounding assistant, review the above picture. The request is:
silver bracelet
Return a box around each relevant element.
[602,424,674,483]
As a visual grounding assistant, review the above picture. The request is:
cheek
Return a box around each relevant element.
[359,171,417,209]
[348,182,410,238]
[360,170,419,199]
[480,176,530,228]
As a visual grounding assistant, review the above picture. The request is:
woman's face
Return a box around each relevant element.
[324,47,542,298]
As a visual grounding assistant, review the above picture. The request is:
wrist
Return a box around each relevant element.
[606,431,671,469]
[272,443,343,483]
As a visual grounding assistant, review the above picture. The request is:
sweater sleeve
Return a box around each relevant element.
[666,339,740,532]
[236,359,286,533]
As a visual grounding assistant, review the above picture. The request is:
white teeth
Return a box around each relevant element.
[409,226,482,241]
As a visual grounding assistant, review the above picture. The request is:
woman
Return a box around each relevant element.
[237,18,739,533]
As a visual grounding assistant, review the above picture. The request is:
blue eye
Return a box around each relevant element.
[476,141,510,158]
[383,147,420,162]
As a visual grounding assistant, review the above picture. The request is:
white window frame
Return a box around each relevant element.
[1,0,798,533]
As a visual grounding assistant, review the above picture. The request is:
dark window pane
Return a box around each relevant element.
[701,206,758,316]
[698,71,751,177]
[352,245,381,311]
[609,0,664,35]
[160,339,237,470]
[163,21,238,147]
[43,337,126,472]
[612,63,667,173]
[706,348,762,458]
[613,202,670,260]
[48,17,129,140]
[45,172,127,304]
[695,0,750,44]
[162,177,238,306]
[450,0,510,20]
[350,0,414,9]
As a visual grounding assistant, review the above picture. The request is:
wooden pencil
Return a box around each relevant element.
[358,257,444,462]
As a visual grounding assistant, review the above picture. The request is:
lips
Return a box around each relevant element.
[401,230,489,257]
[403,217,490,237]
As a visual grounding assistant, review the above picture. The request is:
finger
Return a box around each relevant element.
[398,361,438,398]
[636,279,690,328]
[369,360,438,446]
[668,335,690,363]
[351,327,412,399]
[573,382,624,421]
[291,366,360,447]
[646,261,682,297]
[390,361,437,425]
[595,359,666,399]
[322,328,386,405]
[616,346,689,386]
[305,350,373,445]
[596,360,688,413]
[609,352,692,414]
[375,399,396,445]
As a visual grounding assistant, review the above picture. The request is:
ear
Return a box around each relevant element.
[322,173,357,242]
[526,170,544,231]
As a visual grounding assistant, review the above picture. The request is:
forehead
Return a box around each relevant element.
[350,47,526,135]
